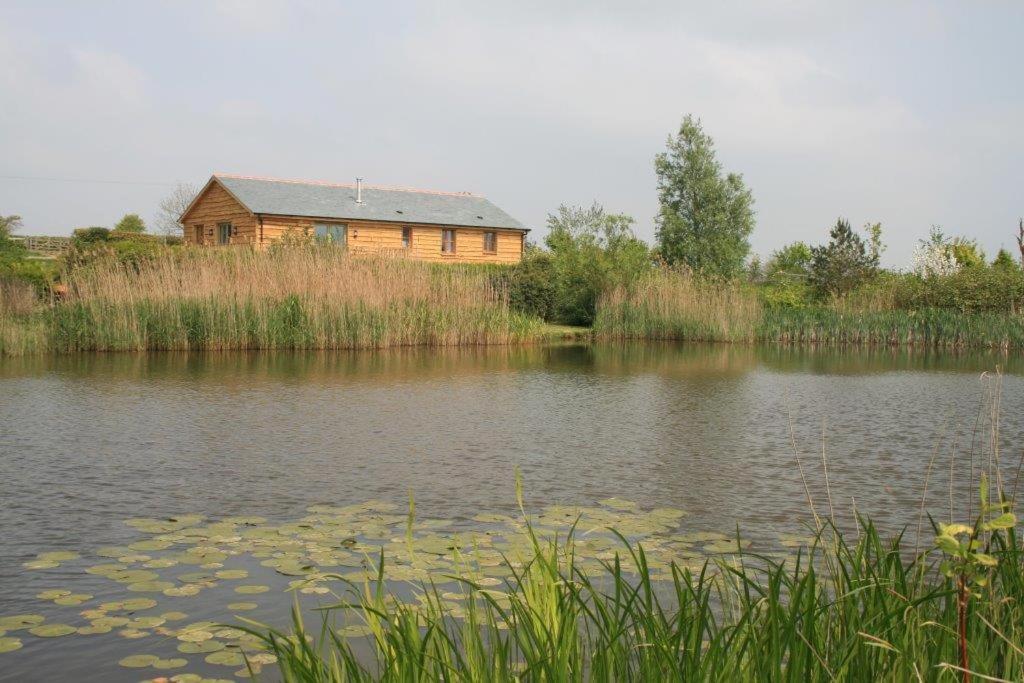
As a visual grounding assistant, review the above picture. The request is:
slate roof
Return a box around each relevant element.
[212,174,527,231]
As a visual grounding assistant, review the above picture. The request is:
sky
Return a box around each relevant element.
[0,1,1021,267]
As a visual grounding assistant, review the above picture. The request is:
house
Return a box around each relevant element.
[179,174,529,264]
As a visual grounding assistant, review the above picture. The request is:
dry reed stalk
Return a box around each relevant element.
[0,277,39,317]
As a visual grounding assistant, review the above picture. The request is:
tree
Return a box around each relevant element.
[544,203,651,325]
[0,214,27,260]
[0,214,22,241]
[654,115,755,277]
[1017,218,1024,268]
[913,227,959,277]
[949,237,985,269]
[809,218,878,297]
[114,213,146,233]
[766,241,813,277]
[156,183,199,238]
[864,222,885,265]
[992,248,1019,272]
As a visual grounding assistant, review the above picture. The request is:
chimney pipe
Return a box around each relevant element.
[355,177,363,204]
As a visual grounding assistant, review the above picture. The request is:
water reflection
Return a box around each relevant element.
[0,342,1020,680]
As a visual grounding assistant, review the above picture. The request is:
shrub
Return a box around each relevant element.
[508,251,558,321]
[71,226,112,246]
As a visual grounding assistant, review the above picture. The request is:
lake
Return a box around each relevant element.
[1,343,1021,681]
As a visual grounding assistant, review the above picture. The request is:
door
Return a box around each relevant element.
[314,223,347,246]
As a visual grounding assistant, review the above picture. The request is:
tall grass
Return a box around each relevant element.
[247,504,1023,681]
[595,270,762,342]
[0,277,46,355]
[595,269,1024,349]
[0,247,542,354]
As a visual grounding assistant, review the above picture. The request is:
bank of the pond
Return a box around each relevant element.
[256,516,1023,682]
[9,304,1024,354]
[594,273,1024,349]
[595,304,1024,349]
[0,249,544,355]
[5,246,1024,354]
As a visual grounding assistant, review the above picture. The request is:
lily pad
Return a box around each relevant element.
[178,639,225,654]
[127,580,175,592]
[177,629,214,643]
[38,551,80,562]
[28,624,76,637]
[234,585,270,594]
[22,560,59,570]
[36,589,71,600]
[154,657,189,669]
[161,611,188,621]
[226,602,258,611]
[118,628,150,639]
[0,637,23,653]
[54,594,93,606]
[77,624,113,635]
[205,650,245,666]
[0,618,45,634]
[214,569,248,580]
[119,654,160,668]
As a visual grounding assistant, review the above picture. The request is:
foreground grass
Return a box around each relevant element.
[596,271,1024,349]
[0,248,542,354]
[245,507,1022,681]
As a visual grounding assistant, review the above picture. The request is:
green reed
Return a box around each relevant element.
[0,247,542,354]
[245,510,1022,681]
[595,271,1024,349]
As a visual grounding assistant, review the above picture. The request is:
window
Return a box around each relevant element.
[402,226,412,248]
[441,229,456,254]
[217,222,232,245]
[483,231,497,253]
[194,225,203,244]
[314,223,347,246]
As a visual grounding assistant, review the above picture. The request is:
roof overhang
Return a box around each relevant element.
[253,212,530,232]
[179,175,255,224]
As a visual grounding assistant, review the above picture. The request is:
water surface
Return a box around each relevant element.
[1,343,1021,681]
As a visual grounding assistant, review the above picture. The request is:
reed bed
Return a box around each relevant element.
[246,503,1023,682]
[594,270,761,342]
[0,247,542,354]
[0,277,46,355]
[595,270,1024,349]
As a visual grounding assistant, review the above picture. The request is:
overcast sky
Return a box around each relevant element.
[1,1,1020,265]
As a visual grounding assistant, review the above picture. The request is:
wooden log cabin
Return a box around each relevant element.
[180,174,529,264]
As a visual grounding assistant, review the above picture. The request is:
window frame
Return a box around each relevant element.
[483,231,497,254]
[217,222,232,245]
[313,222,347,246]
[441,228,456,255]
[402,226,413,249]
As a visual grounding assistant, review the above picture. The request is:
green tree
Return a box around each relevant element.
[766,241,813,277]
[949,237,985,269]
[0,214,27,260]
[809,218,879,297]
[654,115,755,277]
[114,213,146,233]
[992,248,1019,271]
[545,203,650,325]
[864,222,885,264]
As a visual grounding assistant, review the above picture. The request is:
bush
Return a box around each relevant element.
[759,275,814,309]
[63,230,175,271]
[508,252,557,321]
[71,226,112,246]
[544,204,652,326]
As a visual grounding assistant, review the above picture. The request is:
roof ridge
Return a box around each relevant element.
[214,173,482,198]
